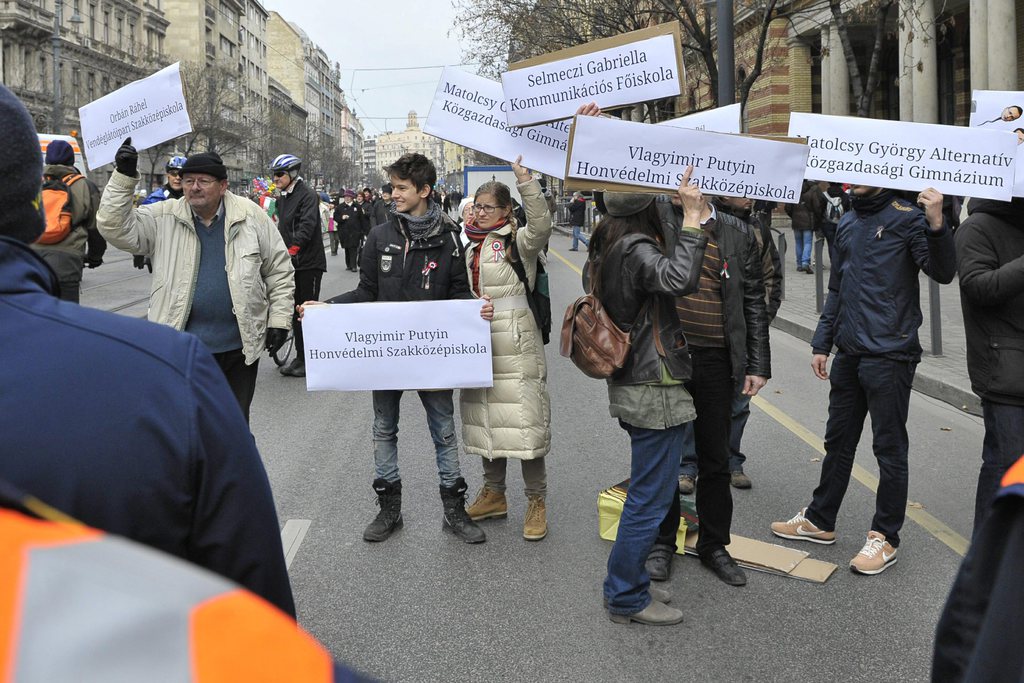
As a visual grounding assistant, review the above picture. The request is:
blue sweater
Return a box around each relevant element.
[0,236,294,616]
[185,210,242,354]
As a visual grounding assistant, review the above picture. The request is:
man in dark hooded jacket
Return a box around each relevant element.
[955,196,1024,535]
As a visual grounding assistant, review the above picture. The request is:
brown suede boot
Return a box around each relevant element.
[466,486,507,521]
[523,495,547,541]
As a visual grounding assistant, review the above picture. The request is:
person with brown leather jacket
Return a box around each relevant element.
[592,167,708,626]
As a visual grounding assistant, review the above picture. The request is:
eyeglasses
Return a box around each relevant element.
[167,170,182,178]
[473,203,504,214]
[182,177,220,188]
[273,171,287,178]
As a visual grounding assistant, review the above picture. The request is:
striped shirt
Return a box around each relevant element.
[677,230,726,348]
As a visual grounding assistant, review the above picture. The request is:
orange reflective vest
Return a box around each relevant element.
[0,509,336,682]
[1000,454,1024,498]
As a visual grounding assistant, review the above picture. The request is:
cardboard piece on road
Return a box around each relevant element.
[563,114,808,202]
[501,22,684,127]
[969,90,1024,196]
[423,68,571,179]
[789,112,1018,201]
[683,531,838,584]
[659,103,742,134]
[302,300,493,392]
[78,62,192,171]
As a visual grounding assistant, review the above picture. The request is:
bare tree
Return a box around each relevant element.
[178,61,246,158]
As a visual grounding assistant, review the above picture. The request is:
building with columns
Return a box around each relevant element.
[375,111,446,185]
[0,0,169,149]
[692,0,1023,136]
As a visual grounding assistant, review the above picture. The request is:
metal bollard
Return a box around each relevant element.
[929,278,943,356]
[774,229,787,300]
[814,235,825,314]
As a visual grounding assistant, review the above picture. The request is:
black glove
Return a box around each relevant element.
[132,254,147,270]
[265,328,288,355]
[85,257,103,269]
[114,137,138,177]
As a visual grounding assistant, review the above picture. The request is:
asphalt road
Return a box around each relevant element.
[82,232,983,682]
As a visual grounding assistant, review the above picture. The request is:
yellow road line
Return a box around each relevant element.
[752,395,969,557]
[547,247,970,557]
[549,246,582,275]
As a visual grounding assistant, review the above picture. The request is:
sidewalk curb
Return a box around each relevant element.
[771,315,982,416]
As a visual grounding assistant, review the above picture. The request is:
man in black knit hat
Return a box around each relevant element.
[97,139,295,422]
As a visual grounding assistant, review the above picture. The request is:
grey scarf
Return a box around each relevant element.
[396,200,444,241]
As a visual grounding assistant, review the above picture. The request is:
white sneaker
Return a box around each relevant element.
[770,507,837,545]
[849,531,898,575]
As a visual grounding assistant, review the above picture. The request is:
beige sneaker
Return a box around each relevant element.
[523,495,547,541]
[770,508,837,545]
[466,486,507,521]
[849,531,898,575]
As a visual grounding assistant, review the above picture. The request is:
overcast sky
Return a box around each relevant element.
[259,0,477,137]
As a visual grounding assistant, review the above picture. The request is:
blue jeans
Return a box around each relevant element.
[793,229,813,268]
[372,389,461,487]
[805,353,916,547]
[604,421,685,615]
[679,382,750,477]
[974,401,1024,536]
[571,225,589,250]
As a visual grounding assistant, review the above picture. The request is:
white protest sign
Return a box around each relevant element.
[78,62,192,170]
[659,103,742,134]
[970,90,1024,196]
[302,300,493,392]
[788,112,1018,201]
[501,25,682,127]
[423,68,570,179]
[565,115,808,202]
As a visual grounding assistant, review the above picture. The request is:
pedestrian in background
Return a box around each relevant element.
[772,184,956,575]
[272,153,326,379]
[462,155,553,541]
[98,141,293,421]
[591,166,708,626]
[568,191,588,251]
[954,196,1024,535]
[34,139,105,301]
[785,179,824,273]
[0,84,294,613]
[335,189,361,272]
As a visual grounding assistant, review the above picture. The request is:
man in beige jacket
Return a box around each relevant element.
[97,139,294,421]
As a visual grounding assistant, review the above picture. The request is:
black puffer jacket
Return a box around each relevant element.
[326,211,471,303]
[660,201,772,380]
[592,230,708,385]
[956,197,1024,406]
[276,178,326,272]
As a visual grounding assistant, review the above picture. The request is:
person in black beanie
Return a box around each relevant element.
[0,84,297,616]
[31,139,105,302]
[96,138,295,422]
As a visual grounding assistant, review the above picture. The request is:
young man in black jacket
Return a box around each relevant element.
[772,185,956,575]
[955,197,1024,535]
[272,153,326,378]
[316,153,491,545]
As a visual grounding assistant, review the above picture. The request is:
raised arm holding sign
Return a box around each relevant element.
[78,62,192,170]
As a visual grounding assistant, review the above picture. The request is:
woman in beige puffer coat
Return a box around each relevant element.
[461,157,552,541]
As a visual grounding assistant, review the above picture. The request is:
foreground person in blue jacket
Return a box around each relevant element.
[771,184,956,575]
[0,84,295,617]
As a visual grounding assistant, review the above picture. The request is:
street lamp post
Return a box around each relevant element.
[717,0,735,106]
[51,0,83,133]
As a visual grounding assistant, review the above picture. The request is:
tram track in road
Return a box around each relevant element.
[105,296,150,314]
[81,271,150,292]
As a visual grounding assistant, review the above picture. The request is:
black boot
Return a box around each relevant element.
[645,543,675,582]
[363,478,403,542]
[440,477,486,544]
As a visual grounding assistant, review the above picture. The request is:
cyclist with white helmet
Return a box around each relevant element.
[134,156,188,270]
[271,153,326,378]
